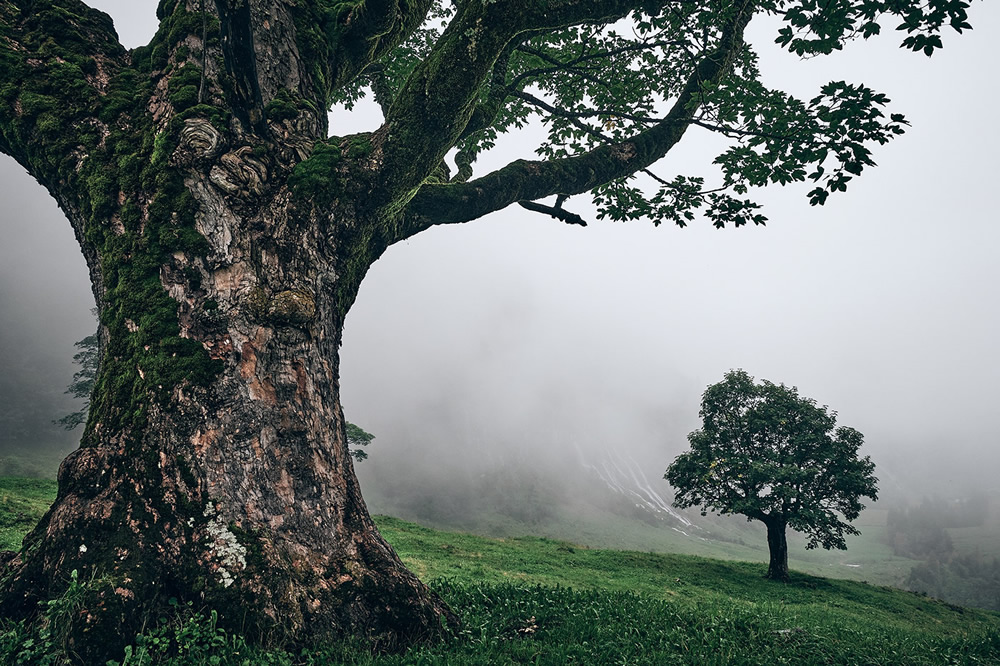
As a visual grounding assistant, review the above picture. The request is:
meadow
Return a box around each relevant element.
[0,477,997,664]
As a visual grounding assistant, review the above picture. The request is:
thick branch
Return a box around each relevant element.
[458,38,523,141]
[324,0,435,93]
[371,0,684,208]
[0,0,126,184]
[401,0,755,232]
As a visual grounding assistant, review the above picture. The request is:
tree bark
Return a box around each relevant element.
[765,517,789,582]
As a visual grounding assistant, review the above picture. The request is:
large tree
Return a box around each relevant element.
[666,370,878,581]
[0,0,972,660]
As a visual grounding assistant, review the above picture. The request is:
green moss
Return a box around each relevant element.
[171,103,231,134]
[84,168,119,221]
[66,83,225,444]
[265,88,300,122]
[98,70,145,122]
[17,91,57,117]
[156,0,180,21]
[0,0,225,457]
[170,84,199,110]
[288,1,352,105]
[150,43,169,69]
[166,10,219,51]
[287,139,343,200]
[33,112,63,137]
[346,133,371,159]
[167,63,203,111]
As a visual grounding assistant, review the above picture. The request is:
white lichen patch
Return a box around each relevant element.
[204,502,247,588]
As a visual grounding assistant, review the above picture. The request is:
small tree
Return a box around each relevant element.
[53,312,99,431]
[346,421,375,462]
[665,370,878,581]
[52,331,99,430]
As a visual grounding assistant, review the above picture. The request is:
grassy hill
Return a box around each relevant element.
[367,484,923,589]
[0,477,997,664]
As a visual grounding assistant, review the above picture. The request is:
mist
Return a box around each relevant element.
[340,4,1000,510]
[1,1,998,525]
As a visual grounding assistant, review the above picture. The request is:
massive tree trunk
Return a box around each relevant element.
[0,0,761,660]
[0,179,455,659]
[764,517,789,582]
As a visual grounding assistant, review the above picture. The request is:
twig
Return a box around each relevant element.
[518,199,587,226]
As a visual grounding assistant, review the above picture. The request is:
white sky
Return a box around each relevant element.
[1,1,997,493]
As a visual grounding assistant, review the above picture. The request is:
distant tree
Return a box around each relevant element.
[346,421,375,462]
[53,313,99,431]
[52,331,98,430]
[665,370,878,581]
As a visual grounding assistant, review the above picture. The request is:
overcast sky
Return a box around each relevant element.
[1,2,997,494]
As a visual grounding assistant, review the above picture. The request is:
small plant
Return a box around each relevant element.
[107,600,276,666]
[3,569,89,665]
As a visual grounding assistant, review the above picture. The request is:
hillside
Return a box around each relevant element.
[361,451,926,589]
[0,477,997,664]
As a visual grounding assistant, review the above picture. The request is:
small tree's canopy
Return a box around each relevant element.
[346,421,375,462]
[666,369,878,550]
[53,330,99,431]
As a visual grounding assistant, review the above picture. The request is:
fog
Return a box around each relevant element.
[1,2,998,517]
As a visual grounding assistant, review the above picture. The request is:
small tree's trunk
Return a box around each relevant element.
[765,517,789,581]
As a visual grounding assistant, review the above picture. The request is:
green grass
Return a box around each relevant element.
[373,489,922,590]
[0,477,58,550]
[0,479,998,665]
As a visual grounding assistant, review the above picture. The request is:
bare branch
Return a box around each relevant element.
[518,199,588,227]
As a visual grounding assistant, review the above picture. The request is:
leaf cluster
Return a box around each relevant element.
[383,0,972,230]
[706,50,909,209]
[773,0,974,57]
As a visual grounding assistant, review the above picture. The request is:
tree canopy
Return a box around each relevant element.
[666,369,878,579]
[0,0,977,243]
[346,421,375,461]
